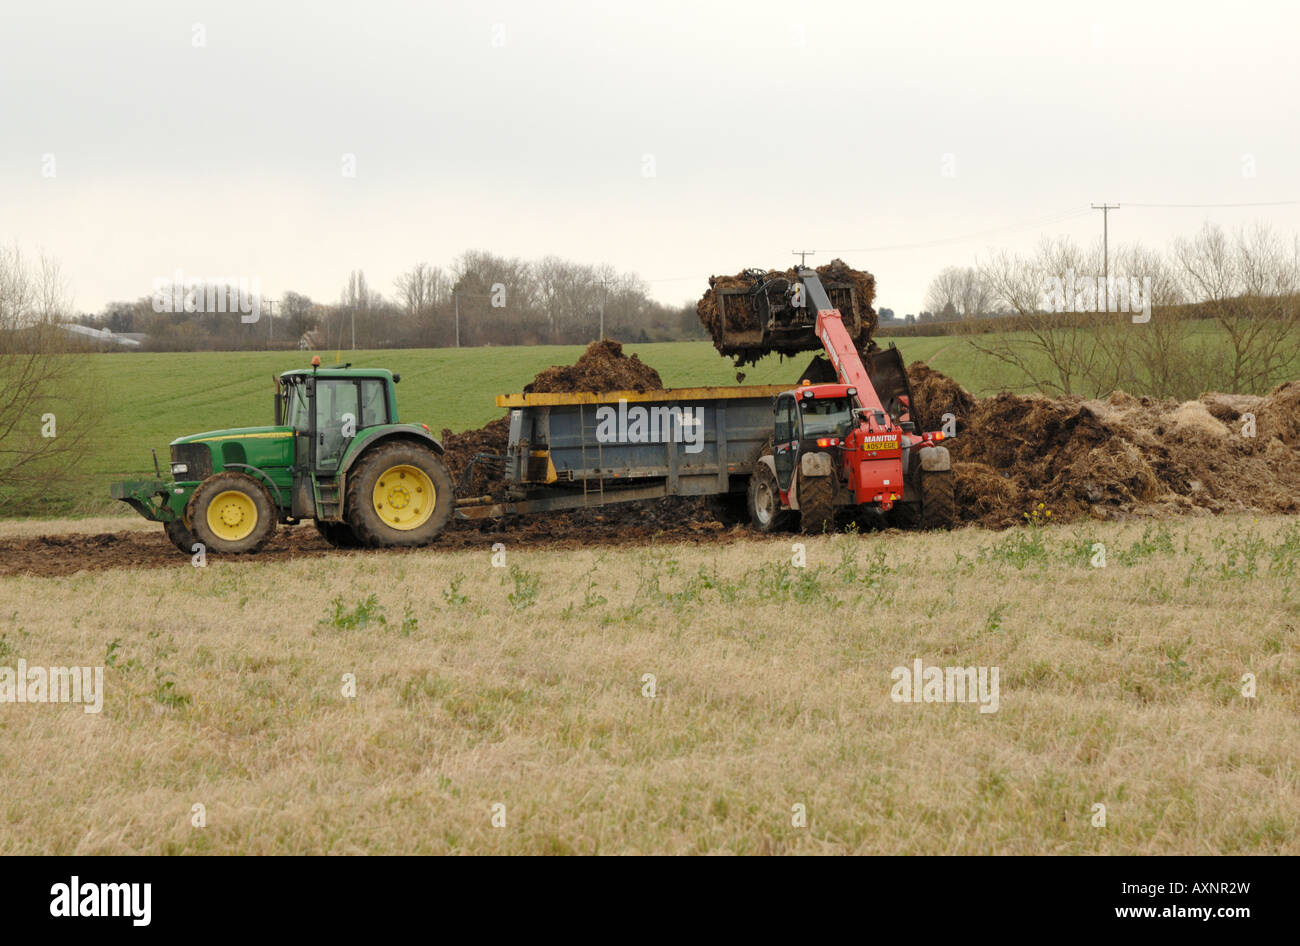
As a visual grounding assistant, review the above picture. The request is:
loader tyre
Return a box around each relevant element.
[919,468,955,530]
[187,472,277,554]
[314,519,363,549]
[164,518,198,555]
[345,441,453,548]
[747,465,793,533]
[799,474,836,534]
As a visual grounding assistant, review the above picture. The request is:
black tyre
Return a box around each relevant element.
[164,518,198,555]
[314,519,364,548]
[799,474,836,535]
[187,472,277,554]
[747,464,794,533]
[919,468,956,530]
[889,468,955,531]
[345,441,454,548]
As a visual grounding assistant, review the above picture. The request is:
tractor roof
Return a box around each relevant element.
[280,366,395,382]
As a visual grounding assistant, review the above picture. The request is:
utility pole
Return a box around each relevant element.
[1091,204,1120,310]
[454,291,460,348]
[792,249,816,267]
[599,278,607,341]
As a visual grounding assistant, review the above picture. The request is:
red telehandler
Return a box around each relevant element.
[710,267,955,533]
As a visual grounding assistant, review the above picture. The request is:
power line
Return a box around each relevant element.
[1123,199,1299,208]
[825,208,1094,254]
[640,199,1299,285]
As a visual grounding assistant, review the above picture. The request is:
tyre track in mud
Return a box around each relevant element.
[0,513,744,578]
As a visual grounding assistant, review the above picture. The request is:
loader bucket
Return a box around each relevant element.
[701,265,873,365]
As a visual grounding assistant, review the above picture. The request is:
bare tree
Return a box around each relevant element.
[0,247,98,512]
[924,266,994,321]
[974,236,1121,395]
[1172,222,1300,393]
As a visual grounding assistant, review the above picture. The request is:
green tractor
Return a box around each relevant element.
[111,361,455,555]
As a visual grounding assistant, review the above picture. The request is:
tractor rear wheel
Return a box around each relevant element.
[164,518,198,555]
[314,520,363,549]
[187,472,277,554]
[799,474,836,534]
[345,441,454,548]
[747,465,793,533]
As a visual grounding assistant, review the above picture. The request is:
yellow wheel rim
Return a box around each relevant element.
[372,464,435,530]
[206,490,258,542]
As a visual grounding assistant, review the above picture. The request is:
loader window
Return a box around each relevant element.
[800,397,853,438]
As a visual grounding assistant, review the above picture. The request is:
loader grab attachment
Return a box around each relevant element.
[700,259,876,365]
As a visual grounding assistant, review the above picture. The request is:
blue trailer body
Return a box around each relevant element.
[459,385,788,516]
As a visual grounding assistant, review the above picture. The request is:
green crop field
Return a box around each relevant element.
[46,338,968,517]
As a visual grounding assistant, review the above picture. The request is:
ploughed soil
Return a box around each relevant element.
[0,499,740,578]
[5,336,1300,577]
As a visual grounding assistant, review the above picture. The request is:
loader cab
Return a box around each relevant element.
[773,384,857,490]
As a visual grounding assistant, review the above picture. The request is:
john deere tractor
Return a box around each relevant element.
[111,361,454,555]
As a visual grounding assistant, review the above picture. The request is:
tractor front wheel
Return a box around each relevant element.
[164,518,198,555]
[187,473,277,554]
[345,441,454,548]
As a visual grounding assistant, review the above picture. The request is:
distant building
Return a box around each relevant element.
[60,324,143,348]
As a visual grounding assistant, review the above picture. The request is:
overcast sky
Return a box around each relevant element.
[3,0,1297,318]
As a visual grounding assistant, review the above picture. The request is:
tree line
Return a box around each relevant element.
[78,250,706,352]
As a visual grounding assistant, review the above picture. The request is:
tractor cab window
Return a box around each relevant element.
[285,382,311,430]
[358,379,389,428]
[800,396,854,438]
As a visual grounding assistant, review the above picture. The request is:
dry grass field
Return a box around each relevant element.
[1,513,1297,854]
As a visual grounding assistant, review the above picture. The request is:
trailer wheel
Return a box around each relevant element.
[187,472,277,554]
[747,466,793,533]
[799,474,836,534]
[164,518,198,555]
[345,441,454,548]
[314,519,364,549]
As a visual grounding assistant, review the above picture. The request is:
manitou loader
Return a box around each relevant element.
[709,267,954,533]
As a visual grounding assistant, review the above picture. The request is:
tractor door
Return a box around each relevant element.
[773,394,799,491]
[312,377,391,473]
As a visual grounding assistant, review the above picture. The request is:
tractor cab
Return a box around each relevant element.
[276,365,399,474]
